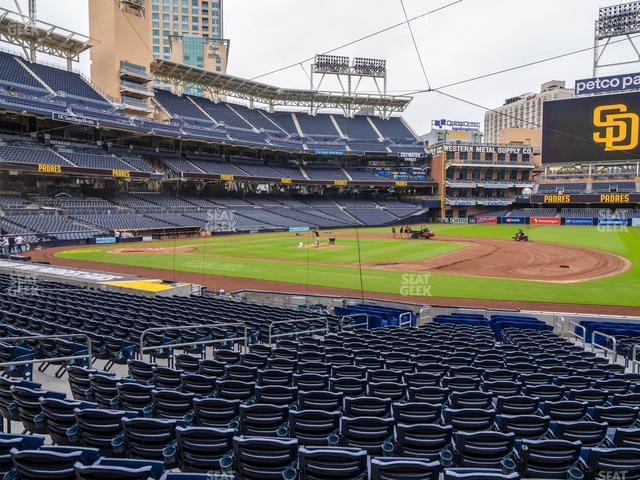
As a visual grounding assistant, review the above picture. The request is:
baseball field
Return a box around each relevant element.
[45,224,640,312]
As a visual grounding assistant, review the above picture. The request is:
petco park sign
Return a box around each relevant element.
[575,72,640,96]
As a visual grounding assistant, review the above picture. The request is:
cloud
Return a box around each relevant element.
[0,0,633,134]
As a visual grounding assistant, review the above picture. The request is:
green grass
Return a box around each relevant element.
[55,225,640,307]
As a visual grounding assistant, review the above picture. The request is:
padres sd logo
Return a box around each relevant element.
[593,104,640,151]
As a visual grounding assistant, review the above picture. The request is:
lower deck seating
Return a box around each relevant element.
[0,282,638,480]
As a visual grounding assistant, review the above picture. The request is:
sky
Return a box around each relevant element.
[2,0,639,134]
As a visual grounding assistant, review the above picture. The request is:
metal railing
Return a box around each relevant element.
[339,313,371,332]
[592,331,618,363]
[568,321,587,348]
[418,306,433,325]
[398,311,413,328]
[553,314,566,335]
[631,344,640,373]
[0,334,92,369]
[267,317,329,344]
[139,323,248,362]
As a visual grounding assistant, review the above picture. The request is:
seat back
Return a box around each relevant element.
[370,457,440,480]
[239,404,289,437]
[175,426,234,473]
[552,420,608,447]
[232,437,298,480]
[584,447,640,479]
[443,408,496,432]
[298,446,367,480]
[454,431,515,469]
[517,439,581,478]
[396,424,453,460]
[298,391,343,412]
[340,416,395,455]
[392,402,442,426]
[73,408,129,455]
[121,417,177,463]
[344,396,391,418]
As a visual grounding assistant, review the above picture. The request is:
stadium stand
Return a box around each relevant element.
[26,61,109,104]
[0,279,637,480]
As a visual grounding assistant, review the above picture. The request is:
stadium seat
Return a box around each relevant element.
[232,437,298,480]
[339,416,395,455]
[453,431,516,469]
[192,398,241,429]
[288,410,340,446]
[239,404,289,437]
[73,458,165,480]
[392,401,442,425]
[175,426,234,472]
[297,446,367,480]
[298,391,343,412]
[551,421,609,447]
[443,469,520,479]
[39,397,95,446]
[395,423,453,459]
[581,447,640,480]
[9,447,99,480]
[370,457,441,480]
[515,439,582,478]
[344,396,391,418]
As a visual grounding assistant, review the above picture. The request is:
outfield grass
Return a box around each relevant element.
[55,225,640,307]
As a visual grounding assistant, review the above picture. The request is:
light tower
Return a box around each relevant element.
[310,54,388,117]
[593,1,640,77]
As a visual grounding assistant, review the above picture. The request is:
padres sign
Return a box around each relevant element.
[542,92,640,163]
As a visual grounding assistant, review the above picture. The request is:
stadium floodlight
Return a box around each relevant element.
[593,1,640,76]
[596,1,640,39]
[352,57,387,76]
[313,54,350,74]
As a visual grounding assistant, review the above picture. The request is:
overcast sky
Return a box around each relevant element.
[2,0,638,133]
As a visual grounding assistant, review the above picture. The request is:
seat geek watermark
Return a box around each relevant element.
[597,214,629,234]
[400,273,432,297]
[206,208,237,233]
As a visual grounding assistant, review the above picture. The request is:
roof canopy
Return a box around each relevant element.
[0,7,95,63]
[151,59,412,118]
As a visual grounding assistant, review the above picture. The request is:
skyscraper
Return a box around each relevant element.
[89,0,229,112]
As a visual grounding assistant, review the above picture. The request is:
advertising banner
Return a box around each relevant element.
[598,218,628,227]
[530,217,561,225]
[501,217,525,225]
[475,216,498,224]
[575,72,640,96]
[95,237,117,244]
[564,218,594,226]
[530,193,638,204]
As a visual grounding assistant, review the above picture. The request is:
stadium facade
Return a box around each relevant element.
[89,0,229,112]
[484,80,574,144]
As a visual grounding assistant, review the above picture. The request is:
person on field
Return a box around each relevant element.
[14,235,24,253]
[391,227,396,238]
[313,229,320,246]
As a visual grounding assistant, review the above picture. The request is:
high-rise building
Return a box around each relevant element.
[89,0,229,113]
[483,81,573,144]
